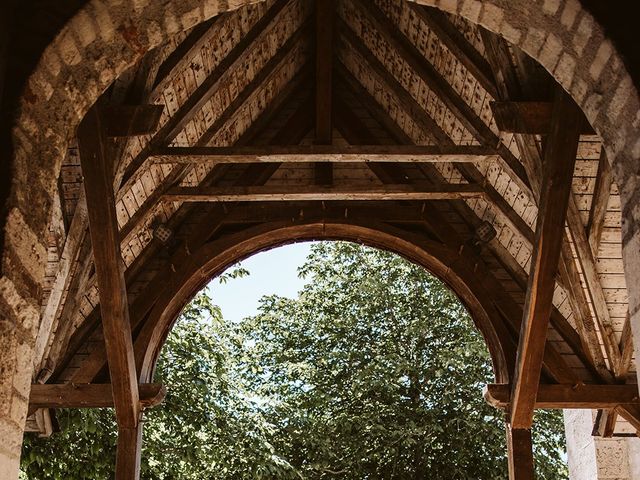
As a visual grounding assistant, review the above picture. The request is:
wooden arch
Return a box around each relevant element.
[133,218,513,385]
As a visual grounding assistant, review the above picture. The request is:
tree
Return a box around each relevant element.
[21,242,568,479]
[236,242,568,479]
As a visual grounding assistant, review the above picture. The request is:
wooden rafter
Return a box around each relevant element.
[119,0,294,189]
[337,20,452,146]
[314,0,335,183]
[350,0,531,195]
[510,89,582,430]
[406,5,498,99]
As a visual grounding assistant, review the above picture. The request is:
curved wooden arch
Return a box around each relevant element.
[133,217,516,385]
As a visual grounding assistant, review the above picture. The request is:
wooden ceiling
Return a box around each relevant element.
[29,0,634,477]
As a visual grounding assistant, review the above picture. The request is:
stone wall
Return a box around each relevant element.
[565,410,640,480]
[0,0,638,478]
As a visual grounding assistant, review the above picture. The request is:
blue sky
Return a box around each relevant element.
[206,242,314,323]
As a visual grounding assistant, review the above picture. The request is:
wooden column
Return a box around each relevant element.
[78,107,142,480]
[314,0,334,185]
[509,88,582,430]
[507,426,534,480]
[507,89,582,478]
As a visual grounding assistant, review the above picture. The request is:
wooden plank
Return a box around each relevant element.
[490,101,594,135]
[77,107,141,432]
[510,89,582,429]
[566,194,622,374]
[507,427,534,480]
[29,383,166,409]
[407,5,498,99]
[102,105,164,137]
[486,384,640,409]
[33,195,88,375]
[617,312,634,378]
[164,183,485,202]
[150,145,498,164]
[587,151,612,255]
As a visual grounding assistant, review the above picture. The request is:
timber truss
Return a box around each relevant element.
[31,0,634,478]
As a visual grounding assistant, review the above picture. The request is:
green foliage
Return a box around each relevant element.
[21,242,568,479]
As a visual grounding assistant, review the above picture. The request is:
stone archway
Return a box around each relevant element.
[2,0,640,477]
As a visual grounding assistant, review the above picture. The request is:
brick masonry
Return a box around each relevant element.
[0,0,639,478]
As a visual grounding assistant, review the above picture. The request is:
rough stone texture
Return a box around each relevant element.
[565,409,640,479]
[0,0,639,477]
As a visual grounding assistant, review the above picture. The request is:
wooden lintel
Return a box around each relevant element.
[485,384,640,410]
[163,183,485,202]
[150,145,498,164]
[490,101,594,135]
[29,383,167,409]
[102,105,164,137]
[509,89,582,429]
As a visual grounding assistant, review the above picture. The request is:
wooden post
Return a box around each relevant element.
[509,88,582,430]
[507,426,534,480]
[78,107,142,480]
[314,0,334,185]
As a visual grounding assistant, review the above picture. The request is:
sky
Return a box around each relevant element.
[206,241,314,323]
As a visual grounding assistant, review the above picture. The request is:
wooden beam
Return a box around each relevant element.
[407,5,498,99]
[77,107,141,430]
[490,101,594,135]
[509,89,582,429]
[481,29,611,382]
[164,183,485,202]
[101,105,164,137]
[350,0,531,195]
[337,19,453,146]
[29,383,166,409]
[152,17,220,95]
[587,150,612,256]
[314,0,335,185]
[78,107,143,479]
[119,0,292,187]
[315,0,334,144]
[150,145,497,164]
[486,384,640,410]
[507,427,534,480]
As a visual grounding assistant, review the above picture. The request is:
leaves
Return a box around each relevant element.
[21,242,568,479]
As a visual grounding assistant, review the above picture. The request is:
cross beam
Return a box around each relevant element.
[149,145,498,164]
[486,384,640,410]
[163,183,485,202]
[29,383,166,410]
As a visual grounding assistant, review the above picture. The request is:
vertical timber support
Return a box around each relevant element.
[314,0,334,185]
[78,107,142,480]
[507,426,534,480]
[508,88,582,476]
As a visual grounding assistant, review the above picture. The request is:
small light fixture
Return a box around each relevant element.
[475,221,497,244]
[153,223,173,244]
